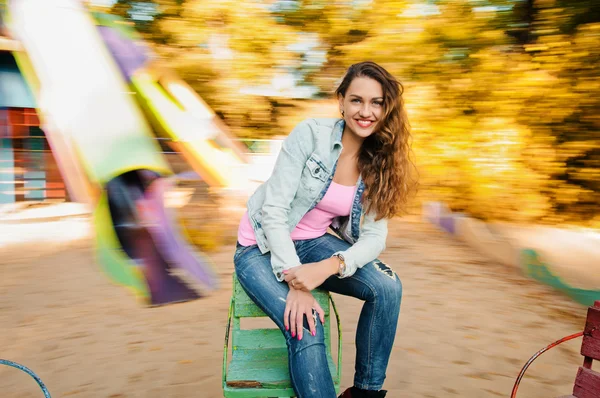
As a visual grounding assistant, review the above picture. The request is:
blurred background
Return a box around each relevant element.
[103,0,599,226]
[2,0,599,226]
[0,0,599,397]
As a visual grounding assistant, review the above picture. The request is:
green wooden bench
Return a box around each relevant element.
[223,273,342,397]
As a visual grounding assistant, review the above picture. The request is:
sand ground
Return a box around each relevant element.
[0,217,588,398]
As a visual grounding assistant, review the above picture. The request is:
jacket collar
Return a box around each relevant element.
[332,118,344,151]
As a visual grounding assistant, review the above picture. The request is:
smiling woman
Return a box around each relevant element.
[335,61,413,221]
[232,61,413,398]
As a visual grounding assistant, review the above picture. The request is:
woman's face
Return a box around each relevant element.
[339,76,384,140]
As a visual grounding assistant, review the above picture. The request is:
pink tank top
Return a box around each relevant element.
[237,181,356,246]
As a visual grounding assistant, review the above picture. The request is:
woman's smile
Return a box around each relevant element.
[356,119,374,128]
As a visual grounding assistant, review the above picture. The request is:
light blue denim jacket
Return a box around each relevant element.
[246,118,388,281]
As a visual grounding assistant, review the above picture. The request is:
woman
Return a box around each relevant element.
[233,61,413,398]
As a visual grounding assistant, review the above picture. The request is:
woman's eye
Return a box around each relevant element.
[351,99,361,103]
[373,102,383,106]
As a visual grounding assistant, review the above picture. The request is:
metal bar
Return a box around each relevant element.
[330,294,342,383]
[223,297,234,388]
[0,359,51,397]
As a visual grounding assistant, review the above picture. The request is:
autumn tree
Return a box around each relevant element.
[106,0,599,225]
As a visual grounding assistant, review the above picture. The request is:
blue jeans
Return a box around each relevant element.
[233,233,402,397]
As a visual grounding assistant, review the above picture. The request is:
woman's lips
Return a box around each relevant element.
[356,119,374,128]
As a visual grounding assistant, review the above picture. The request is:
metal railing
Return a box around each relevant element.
[0,359,51,398]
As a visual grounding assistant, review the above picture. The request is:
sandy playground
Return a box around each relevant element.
[0,215,589,398]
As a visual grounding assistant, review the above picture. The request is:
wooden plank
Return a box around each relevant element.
[46,189,66,199]
[233,329,286,350]
[23,112,39,126]
[46,181,65,189]
[581,303,600,360]
[8,109,24,125]
[573,367,600,398]
[233,275,330,318]
[226,348,338,387]
[223,385,295,398]
[233,326,333,351]
[226,348,292,388]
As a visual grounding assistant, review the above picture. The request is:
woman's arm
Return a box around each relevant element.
[333,211,388,278]
[284,211,388,291]
[261,120,315,281]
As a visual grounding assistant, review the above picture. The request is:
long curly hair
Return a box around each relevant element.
[336,61,415,220]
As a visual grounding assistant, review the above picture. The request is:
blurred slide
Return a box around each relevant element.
[423,202,600,306]
[140,176,218,288]
[96,170,201,305]
[5,0,215,305]
[93,12,250,189]
[454,217,519,268]
[498,224,600,293]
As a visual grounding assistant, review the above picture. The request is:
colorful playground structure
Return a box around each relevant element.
[0,0,254,305]
[423,201,600,306]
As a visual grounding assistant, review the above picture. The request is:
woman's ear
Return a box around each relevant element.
[338,94,344,115]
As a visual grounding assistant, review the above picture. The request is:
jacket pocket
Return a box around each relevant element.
[305,153,329,182]
[250,210,269,250]
[250,210,263,229]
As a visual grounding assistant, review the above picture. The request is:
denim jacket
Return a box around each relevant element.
[246,118,388,281]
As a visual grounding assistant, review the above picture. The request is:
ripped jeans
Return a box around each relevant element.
[233,233,402,398]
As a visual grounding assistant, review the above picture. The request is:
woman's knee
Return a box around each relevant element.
[371,260,402,305]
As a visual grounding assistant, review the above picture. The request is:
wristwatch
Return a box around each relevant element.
[333,254,347,276]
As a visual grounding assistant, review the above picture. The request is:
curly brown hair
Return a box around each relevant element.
[336,62,415,220]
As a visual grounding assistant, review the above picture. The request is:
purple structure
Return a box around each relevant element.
[140,176,219,290]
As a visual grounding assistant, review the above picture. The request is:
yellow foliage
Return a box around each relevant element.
[109,0,600,227]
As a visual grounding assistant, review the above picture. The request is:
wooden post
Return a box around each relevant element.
[571,301,600,398]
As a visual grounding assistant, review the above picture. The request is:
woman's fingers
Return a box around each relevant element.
[290,303,297,338]
[296,310,304,340]
[284,302,291,332]
[286,292,323,340]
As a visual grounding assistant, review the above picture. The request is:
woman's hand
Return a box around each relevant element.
[284,258,339,292]
[284,288,325,340]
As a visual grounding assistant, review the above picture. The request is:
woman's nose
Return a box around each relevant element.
[359,104,371,116]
